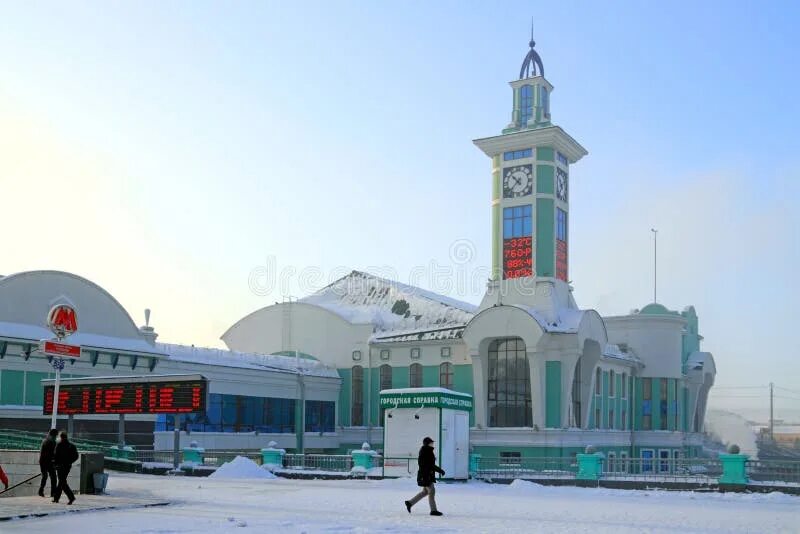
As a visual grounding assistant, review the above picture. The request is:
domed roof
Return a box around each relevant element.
[638,303,677,316]
[519,22,544,79]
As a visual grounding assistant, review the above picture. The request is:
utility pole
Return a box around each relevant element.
[650,228,658,303]
[769,382,774,440]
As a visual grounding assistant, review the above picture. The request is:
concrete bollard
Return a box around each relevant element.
[351,442,377,473]
[719,444,749,487]
[576,445,603,481]
[260,440,286,471]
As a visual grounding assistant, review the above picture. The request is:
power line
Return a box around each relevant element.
[775,386,800,395]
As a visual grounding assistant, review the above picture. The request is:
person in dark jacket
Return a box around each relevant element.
[38,429,58,498]
[52,431,78,504]
[404,436,445,516]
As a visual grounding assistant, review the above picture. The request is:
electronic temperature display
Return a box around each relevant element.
[43,375,207,415]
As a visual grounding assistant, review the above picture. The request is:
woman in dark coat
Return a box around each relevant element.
[404,437,445,516]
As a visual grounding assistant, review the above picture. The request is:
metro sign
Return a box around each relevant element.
[48,303,78,339]
[41,339,81,359]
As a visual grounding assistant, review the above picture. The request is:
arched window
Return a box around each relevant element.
[519,85,533,126]
[487,337,532,427]
[409,363,423,388]
[380,364,392,391]
[351,365,363,426]
[439,362,453,389]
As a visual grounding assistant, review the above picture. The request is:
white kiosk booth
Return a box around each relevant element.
[380,387,472,480]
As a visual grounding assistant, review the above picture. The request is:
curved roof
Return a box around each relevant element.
[638,303,679,316]
[158,343,340,378]
[298,270,476,332]
[0,270,162,356]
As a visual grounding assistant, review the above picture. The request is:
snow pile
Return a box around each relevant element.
[209,456,277,480]
[300,270,476,332]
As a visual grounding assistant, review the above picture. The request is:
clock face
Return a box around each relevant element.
[503,165,533,198]
[556,168,568,202]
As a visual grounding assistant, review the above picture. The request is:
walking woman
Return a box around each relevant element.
[404,437,445,516]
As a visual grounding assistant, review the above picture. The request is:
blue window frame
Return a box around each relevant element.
[503,148,533,161]
[540,86,549,116]
[520,85,533,126]
[503,205,532,238]
[557,152,569,166]
[305,400,335,433]
[158,393,297,433]
[557,208,567,242]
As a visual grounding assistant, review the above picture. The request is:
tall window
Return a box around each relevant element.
[557,208,568,240]
[519,85,533,126]
[595,406,602,429]
[609,408,615,430]
[380,364,392,391]
[622,409,627,430]
[351,365,363,426]
[409,363,423,388]
[439,362,453,389]
[379,364,393,425]
[595,367,602,396]
[621,372,627,398]
[642,378,652,430]
[609,370,616,397]
[672,380,679,430]
[571,359,582,428]
[487,338,532,427]
[660,378,668,430]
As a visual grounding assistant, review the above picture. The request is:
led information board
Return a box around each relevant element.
[503,236,533,279]
[42,374,207,415]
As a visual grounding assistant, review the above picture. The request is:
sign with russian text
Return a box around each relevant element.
[379,391,473,412]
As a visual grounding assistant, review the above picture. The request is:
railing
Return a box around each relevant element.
[601,457,722,483]
[747,459,800,486]
[473,456,577,480]
[0,429,114,453]
[282,454,357,472]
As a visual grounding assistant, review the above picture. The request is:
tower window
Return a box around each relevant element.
[503,205,533,239]
[519,85,533,126]
[503,148,533,161]
[540,86,550,118]
[556,208,567,241]
[556,152,569,166]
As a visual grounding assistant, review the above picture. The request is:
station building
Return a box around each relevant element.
[0,37,716,463]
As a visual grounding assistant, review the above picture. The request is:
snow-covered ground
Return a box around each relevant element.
[3,472,797,533]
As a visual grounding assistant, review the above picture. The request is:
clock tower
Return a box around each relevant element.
[473,33,587,306]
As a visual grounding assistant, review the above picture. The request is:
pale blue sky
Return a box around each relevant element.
[1,1,798,420]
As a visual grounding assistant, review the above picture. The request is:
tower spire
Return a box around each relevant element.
[519,20,544,79]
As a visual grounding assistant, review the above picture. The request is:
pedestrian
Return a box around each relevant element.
[404,436,445,516]
[38,428,58,498]
[52,431,78,504]
[0,463,8,490]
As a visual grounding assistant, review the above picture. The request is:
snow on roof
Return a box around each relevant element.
[0,321,165,356]
[300,270,476,332]
[380,387,472,398]
[371,325,465,344]
[602,344,642,365]
[509,305,584,334]
[157,342,340,379]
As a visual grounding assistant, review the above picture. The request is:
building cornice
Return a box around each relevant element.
[473,126,588,164]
